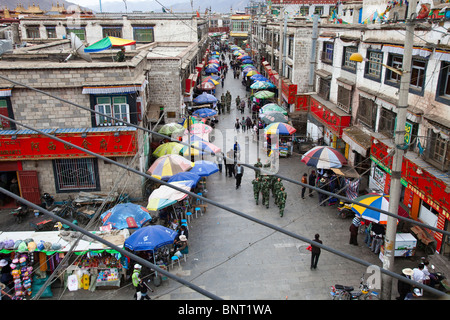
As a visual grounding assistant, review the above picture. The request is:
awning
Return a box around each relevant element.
[82,80,148,95]
[382,44,432,58]
[0,88,12,97]
[342,126,372,157]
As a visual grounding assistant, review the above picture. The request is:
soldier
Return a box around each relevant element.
[252,177,261,205]
[273,177,283,205]
[261,176,271,209]
[254,158,270,178]
[226,90,231,113]
[220,93,226,114]
[235,95,241,111]
[278,187,287,217]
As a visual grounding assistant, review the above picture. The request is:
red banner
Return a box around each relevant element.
[0,130,137,160]
[310,97,351,137]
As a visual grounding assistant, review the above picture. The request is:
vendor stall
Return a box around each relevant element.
[379,232,417,260]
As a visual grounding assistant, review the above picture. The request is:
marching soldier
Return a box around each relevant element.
[261,176,271,209]
[254,158,270,178]
[278,187,287,217]
[226,90,231,113]
[273,177,283,205]
[252,177,261,205]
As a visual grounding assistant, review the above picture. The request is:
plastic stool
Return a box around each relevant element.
[171,255,181,268]
[196,193,203,205]
[186,211,192,223]
[195,207,203,218]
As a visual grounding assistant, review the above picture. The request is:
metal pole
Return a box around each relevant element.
[278,1,284,106]
[381,0,417,300]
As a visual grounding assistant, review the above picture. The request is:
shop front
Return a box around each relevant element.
[309,95,351,155]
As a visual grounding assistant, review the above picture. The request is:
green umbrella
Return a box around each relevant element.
[158,123,185,136]
[260,103,288,116]
[260,111,288,124]
[254,90,275,99]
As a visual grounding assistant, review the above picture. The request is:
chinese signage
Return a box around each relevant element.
[0,130,137,160]
[310,97,351,137]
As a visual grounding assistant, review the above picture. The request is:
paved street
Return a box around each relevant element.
[1,54,448,303]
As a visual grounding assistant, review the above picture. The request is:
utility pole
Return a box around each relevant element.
[278,0,284,106]
[381,0,417,300]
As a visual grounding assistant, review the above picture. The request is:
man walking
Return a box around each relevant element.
[235,163,244,189]
[261,176,271,209]
[278,186,287,217]
[308,170,316,197]
[310,234,322,270]
[273,177,283,206]
[252,177,261,205]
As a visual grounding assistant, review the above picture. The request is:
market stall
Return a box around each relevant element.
[264,122,296,157]
[0,229,129,298]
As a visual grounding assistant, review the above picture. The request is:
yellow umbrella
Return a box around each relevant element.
[152,142,184,157]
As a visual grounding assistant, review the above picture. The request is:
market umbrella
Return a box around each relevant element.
[254,90,275,99]
[205,66,219,74]
[167,171,201,186]
[152,142,184,157]
[197,81,216,91]
[179,116,201,129]
[147,154,194,180]
[187,123,213,135]
[158,123,185,136]
[84,36,136,52]
[208,59,220,64]
[148,182,191,204]
[124,225,178,252]
[100,203,152,230]
[202,77,219,86]
[260,103,288,115]
[193,92,218,104]
[250,74,269,82]
[192,108,217,118]
[146,197,177,212]
[351,194,389,225]
[182,133,208,143]
[250,81,275,90]
[301,146,348,169]
[189,160,219,177]
[237,55,251,60]
[246,70,260,77]
[260,112,288,124]
[264,122,297,135]
[181,140,221,156]
[242,59,254,64]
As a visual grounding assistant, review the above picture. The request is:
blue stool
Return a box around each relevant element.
[195,207,202,218]
[196,193,203,205]
[186,211,192,223]
[171,255,181,268]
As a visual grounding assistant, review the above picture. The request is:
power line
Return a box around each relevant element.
[0,114,447,299]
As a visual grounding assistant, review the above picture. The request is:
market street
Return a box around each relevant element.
[43,51,450,301]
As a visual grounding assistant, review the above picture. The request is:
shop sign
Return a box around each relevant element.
[295,94,309,111]
[402,158,450,215]
[281,80,297,104]
[0,130,137,161]
[310,97,351,137]
[370,137,393,170]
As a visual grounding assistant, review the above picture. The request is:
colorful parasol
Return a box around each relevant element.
[250,81,276,90]
[158,123,185,136]
[147,154,194,180]
[179,116,201,129]
[351,194,389,225]
[84,36,136,52]
[190,160,219,177]
[152,142,184,158]
[124,225,178,252]
[260,112,288,124]
[260,103,288,115]
[181,140,221,156]
[187,123,213,135]
[167,172,201,186]
[193,92,218,104]
[197,81,216,91]
[100,203,151,230]
[254,90,275,99]
[246,70,260,77]
[192,108,217,118]
[301,146,348,169]
[264,122,296,135]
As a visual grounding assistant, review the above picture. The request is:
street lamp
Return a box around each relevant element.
[348,1,416,298]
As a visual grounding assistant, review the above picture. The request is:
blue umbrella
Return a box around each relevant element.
[193,92,218,104]
[167,171,201,186]
[100,203,152,230]
[242,59,253,64]
[192,108,217,118]
[205,66,219,74]
[250,74,268,82]
[190,160,219,176]
[124,225,178,251]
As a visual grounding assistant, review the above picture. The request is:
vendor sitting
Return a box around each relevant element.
[175,225,189,241]
[173,235,189,255]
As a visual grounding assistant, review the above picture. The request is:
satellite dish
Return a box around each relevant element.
[64,32,92,63]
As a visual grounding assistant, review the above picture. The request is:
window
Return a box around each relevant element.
[46,26,57,39]
[66,28,85,40]
[102,26,122,38]
[342,46,357,72]
[386,54,427,92]
[357,95,377,130]
[288,36,294,58]
[435,61,450,104]
[378,108,396,138]
[133,26,154,43]
[94,96,130,126]
[337,85,352,113]
[53,158,99,192]
[314,6,324,15]
[26,26,40,39]
[321,42,334,64]
[425,129,449,171]
[318,77,331,100]
[365,51,383,80]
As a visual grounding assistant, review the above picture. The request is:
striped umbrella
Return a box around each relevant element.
[179,116,201,129]
[264,122,296,135]
[351,194,389,225]
[197,81,216,91]
[301,146,348,169]
[152,142,184,157]
[147,154,194,180]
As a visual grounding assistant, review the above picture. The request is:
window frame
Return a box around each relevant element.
[357,95,377,130]
[435,61,450,105]
[133,26,155,43]
[94,96,130,127]
[53,158,100,192]
[102,26,123,38]
[321,42,334,65]
[385,53,427,95]
[342,46,358,73]
[364,50,383,82]
[66,27,86,41]
[378,107,396,138]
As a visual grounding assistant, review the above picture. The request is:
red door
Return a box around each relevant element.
[18,170,41,204]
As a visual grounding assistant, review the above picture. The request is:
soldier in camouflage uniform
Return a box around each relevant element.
[254,158,270,178]
[261,176,271,209]
[252,177,261,205]
[226,90,231,113]
[278,186,287,217]
[273,177,284,205]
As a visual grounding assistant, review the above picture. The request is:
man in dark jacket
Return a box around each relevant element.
[311,234,322,270]
[308,170,316,197]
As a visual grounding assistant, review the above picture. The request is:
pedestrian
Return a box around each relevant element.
[115,46,126,62]
[235,163,244,189]
[308,170,316,197]
[252,177,261,205]
[412,263,427,284]
[349,216,361,246]
[310,234,322,270]
[273,177,283,205]
[221,75,224,88]
[235,95,241,110]
[216,152,224,173]
[254,158,262,178]
[277,186,287,217]
[246,116,253,132]
[240,100,245,114]
[132,264,142,299]
[397,268,413,300]
[234,118,240,132]
[241,117,246,132]
[226,149,234,177]
[301,173,308,199]
[261,176,271,209]
[318,177,328,206]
